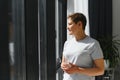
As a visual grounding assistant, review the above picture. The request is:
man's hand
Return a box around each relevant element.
[61,62,79,74]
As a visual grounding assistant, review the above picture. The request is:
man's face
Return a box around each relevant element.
[67,18,79,35]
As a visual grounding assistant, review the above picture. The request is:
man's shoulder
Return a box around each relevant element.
[87,36,100,45]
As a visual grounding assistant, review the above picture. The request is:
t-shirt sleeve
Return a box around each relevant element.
[91,41,104,60]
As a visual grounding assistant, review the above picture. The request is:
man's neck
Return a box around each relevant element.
[74,31,87,41]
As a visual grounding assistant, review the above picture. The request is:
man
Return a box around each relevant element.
[60,13,104,80]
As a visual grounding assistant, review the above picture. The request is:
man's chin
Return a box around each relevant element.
[68,33,73,35]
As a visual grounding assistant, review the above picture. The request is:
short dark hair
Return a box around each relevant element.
[67,13,87,30]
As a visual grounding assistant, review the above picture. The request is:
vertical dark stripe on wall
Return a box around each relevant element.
[46,0,56,79]
[25,0,39,80]
[12,0,26,79]
[57,0,67,80]
[39,0,47,79]
[0,0,10,80]
[89,0,112,39]
[89,0,112,80]
[39,0,56,80]
[58,0,67,54]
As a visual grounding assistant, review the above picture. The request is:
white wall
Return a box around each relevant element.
[113,0,120,37]
[113,0,120,79]
[113,0,120,58]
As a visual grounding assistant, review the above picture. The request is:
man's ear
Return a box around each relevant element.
[78,21,82,26]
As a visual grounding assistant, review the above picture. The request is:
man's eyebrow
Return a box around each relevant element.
[68,22,72,24]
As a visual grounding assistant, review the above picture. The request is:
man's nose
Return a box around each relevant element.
[67,26,70,30]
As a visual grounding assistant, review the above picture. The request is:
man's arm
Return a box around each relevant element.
[64,58,105,76]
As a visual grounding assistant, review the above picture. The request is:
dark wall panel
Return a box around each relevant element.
[0,0,10,80]
[25,0,39,80]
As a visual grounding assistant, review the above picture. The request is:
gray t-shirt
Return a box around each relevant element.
[63,36,103,80]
